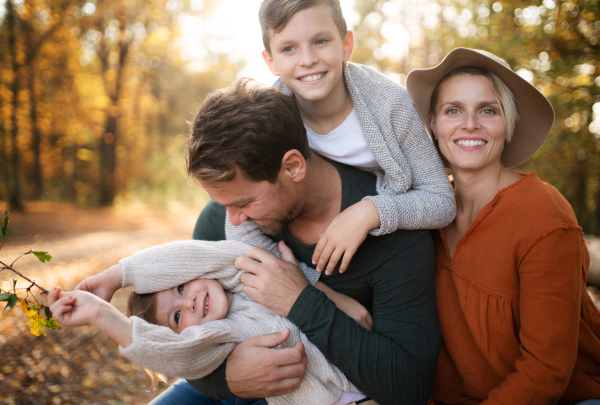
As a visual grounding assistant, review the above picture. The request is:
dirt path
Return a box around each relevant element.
[0,202,203,405]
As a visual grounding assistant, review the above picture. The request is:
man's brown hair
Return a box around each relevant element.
[259,0,348,53]
[187,78,310,184]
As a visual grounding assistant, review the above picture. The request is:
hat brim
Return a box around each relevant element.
[406,48,554,168]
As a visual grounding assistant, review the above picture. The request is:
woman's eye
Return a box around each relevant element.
[174,311,181,325]
[447,108,459,115]
[177,284,184,294]
[482,108,495,115]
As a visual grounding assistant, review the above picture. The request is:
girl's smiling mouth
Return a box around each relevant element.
[204,294,210,316]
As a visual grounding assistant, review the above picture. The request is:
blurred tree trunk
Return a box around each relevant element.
[26,47,43,199]
[7,0,23,211]
[98,23,130,206]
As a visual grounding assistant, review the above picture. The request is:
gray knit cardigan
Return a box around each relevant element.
[225,62,455,253]
[119,240,358,405]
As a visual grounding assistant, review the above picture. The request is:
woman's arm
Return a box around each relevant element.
[483,228,584,405]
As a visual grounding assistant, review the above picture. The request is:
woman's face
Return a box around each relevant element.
[430,74,507,171]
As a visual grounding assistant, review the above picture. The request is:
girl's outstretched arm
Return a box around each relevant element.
[46,287,133,347]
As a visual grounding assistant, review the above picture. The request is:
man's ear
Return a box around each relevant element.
[342,30,354,63]
[280,150,306,182]
[262,50,279,76]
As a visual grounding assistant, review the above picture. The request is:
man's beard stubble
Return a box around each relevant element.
[247,182,304,237]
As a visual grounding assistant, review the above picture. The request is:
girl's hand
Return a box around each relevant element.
[46,287,106,327]
[314,282,372,330]
[312,200,381,275]
[74,264,123,302]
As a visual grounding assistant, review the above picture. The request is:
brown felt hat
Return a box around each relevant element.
[406,48,554,168]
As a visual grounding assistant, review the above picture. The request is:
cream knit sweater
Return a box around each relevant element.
[119,240,359,405]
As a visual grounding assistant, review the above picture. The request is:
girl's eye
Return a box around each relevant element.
[174,311,181,325]
[177,284,184,294]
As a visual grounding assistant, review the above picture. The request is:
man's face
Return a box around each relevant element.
[200,167,302,236]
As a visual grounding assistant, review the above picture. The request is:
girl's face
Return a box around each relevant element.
[430,74,507,172]
[155,279,231,333]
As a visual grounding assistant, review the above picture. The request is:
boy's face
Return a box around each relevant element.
[262,5,353,104]
[155,279,230,333]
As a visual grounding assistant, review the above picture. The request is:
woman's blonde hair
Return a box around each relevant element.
[127,290,167,391]
[430,67,520,142]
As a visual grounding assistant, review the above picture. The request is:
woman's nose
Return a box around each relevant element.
[463,112,480,131]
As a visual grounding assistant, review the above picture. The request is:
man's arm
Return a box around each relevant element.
[239,231,441,405]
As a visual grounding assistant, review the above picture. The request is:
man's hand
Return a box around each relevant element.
[226,328,307,398]
[312,200,381,275]
[74,263,124,302]
[237,242,309,317]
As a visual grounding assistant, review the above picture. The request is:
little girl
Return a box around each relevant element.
[47,239,372,405]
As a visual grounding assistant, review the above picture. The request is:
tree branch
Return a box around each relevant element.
[0,260,48,294]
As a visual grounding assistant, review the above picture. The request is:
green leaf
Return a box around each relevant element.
[25,250,52,263]
[44,306,53,319]
[0,211,9,238]
[7,294,17,309]
[0,293,10,301]
[12,279,17,290]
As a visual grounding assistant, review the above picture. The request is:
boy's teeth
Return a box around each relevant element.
[301,73,323,82]
[455,139,487,147]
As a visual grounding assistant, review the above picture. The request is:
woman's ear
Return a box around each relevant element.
[280,150,306,182]
[430,114,437,140]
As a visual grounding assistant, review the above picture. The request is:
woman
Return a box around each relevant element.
[406,48,600,404]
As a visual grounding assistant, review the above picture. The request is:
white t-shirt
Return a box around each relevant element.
[305,108,381,171]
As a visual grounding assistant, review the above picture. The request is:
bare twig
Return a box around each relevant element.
[0,260,48,294]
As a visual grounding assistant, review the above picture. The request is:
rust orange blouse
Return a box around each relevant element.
[431,173,600,405]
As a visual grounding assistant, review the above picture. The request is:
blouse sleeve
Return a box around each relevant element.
[364,106,456,235]
[483,227,584,405]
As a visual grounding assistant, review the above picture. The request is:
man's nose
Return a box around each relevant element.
[227,206,248,226]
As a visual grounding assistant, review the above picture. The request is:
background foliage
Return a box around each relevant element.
[1,0,599,233]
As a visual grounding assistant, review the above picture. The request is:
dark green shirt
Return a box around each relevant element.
[190,161,440,405]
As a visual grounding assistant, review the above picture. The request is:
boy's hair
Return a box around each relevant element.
[186,78,310,185]
[127,290,166,391]
[259,0,348,53]
[430,67,519,142]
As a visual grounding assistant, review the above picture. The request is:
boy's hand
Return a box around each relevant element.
[312,200,380,275]
[75,263,123,302]
[46,287,106,327]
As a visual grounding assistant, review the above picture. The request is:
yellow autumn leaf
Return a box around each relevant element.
[20,300,61,337]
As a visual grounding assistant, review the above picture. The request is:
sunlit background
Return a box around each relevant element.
[0,0,599,232]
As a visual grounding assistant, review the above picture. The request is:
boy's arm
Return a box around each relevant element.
[314,281,372,330]
[364,106,456,235]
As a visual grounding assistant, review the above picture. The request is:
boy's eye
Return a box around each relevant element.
[174,311,181,325]
[177,284,184,294]
[315,38,328,45]
[282,46,294,53]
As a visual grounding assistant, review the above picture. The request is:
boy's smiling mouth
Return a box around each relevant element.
[299,72,325,82]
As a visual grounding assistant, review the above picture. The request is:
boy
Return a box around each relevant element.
[226,0,455,275]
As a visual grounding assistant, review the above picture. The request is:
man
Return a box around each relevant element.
[79,79,440,405]
[182,79,440,405]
